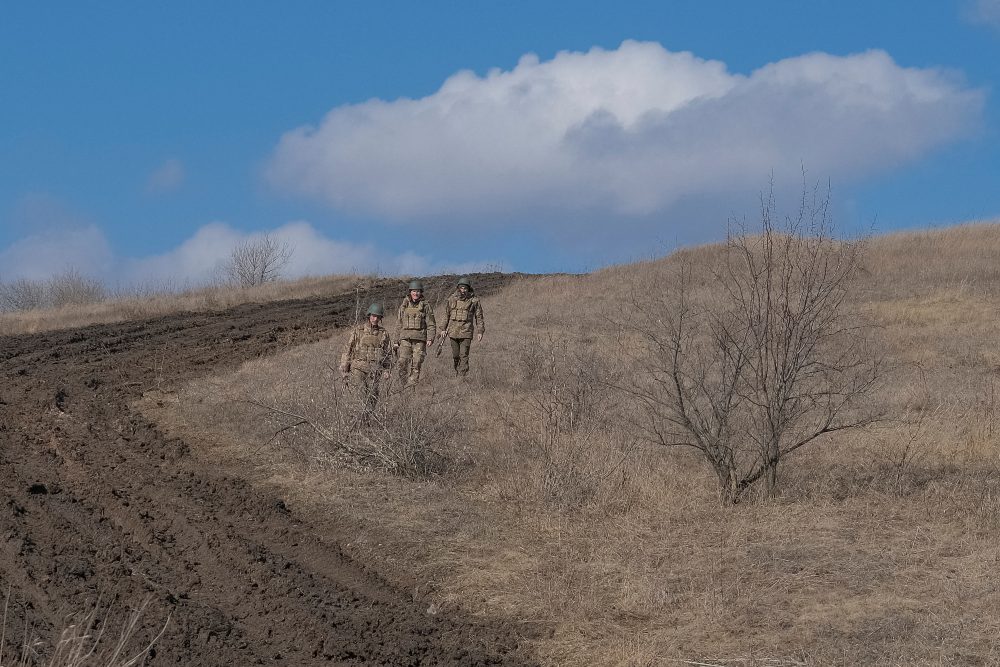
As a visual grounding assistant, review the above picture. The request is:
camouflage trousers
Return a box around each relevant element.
[450,337,472,376]
[397,338,427,386]
[346,366,383,417]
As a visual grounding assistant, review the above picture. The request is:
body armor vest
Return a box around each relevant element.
[400,300,427,332]
[356,325,386,364]
[450,298,474,324]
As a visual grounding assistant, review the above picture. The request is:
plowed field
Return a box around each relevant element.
[0,274,534,665]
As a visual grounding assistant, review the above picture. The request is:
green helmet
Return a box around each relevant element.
[408,280,424,291]
[457,276,471,288]
[366,303,384,317]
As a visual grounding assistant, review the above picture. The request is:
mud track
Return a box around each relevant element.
[0,274,535,665]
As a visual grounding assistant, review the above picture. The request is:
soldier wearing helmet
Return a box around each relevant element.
[339,302,393,416]
[396,279,437,387]
[438,276,485,377]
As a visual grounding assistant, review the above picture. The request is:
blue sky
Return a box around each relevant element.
[2,1,1000,284]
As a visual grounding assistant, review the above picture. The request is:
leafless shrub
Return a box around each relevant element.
[223,233,293,288]
[492,337,639,510]
[48,269,105,308]
[0,278,47,312]
[0,270,104,313]
[619,182,883,504]
[245,366,454,478]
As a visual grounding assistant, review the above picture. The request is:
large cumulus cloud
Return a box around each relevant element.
[266,40,984,224]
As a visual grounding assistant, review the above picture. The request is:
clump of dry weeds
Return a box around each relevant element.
[0,589,166,667]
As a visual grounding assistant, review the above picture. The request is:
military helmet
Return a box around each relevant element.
[366,303,384,317]
[408,280,424,291]
[457,276,471,288]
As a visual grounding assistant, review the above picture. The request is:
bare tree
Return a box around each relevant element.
[224,233,293,288]
[620,183,882,504]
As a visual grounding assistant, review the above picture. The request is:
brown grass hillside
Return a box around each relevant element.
[142,223,1000,665]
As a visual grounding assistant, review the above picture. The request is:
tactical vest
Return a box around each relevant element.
[355,325,387,365]
[400,299,428,337]
[448,296,478,338]
[450,297,474,325]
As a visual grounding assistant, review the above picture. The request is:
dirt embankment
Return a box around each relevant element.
[0,274,535,665]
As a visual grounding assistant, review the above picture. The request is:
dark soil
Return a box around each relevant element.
[0,274,536,665]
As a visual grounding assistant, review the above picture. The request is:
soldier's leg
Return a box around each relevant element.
[367,372,382,414]
[450,337,461,374]
[409,340,426,385]
[397,339,414,382]
[457,338,471,376]
[348,367,372,416]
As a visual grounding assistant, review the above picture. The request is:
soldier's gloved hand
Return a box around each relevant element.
[426,338,433,346]
[477,333,483,342]
[381,370,390,380]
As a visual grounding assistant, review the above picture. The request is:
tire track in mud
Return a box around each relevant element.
[0,274,535,665]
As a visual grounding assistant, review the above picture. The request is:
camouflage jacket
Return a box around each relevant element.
[339,321,392,373]
[397,297,437,341]
[444,291,484,339]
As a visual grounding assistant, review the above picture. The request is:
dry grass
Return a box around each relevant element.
[0,590,166,667]
[0,274,372,336]
[143,222,1000,665]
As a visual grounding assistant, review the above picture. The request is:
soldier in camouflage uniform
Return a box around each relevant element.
[438,276,485,377]
[396,280,436,387]
[339,303,393,416]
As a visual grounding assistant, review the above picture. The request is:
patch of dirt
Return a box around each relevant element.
[0,274,536,665]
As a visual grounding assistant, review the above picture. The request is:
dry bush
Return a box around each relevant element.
[0,270,105,313]
[0,279,48,312]
[47,269,105,308]
[483,336,639,512]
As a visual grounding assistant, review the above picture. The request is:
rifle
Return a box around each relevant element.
[435,334,445,357]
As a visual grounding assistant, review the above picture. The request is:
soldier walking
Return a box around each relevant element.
[439,276,485,377]
[396,280,436,387]
[339,303,393,418]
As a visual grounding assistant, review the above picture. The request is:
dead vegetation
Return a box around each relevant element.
[0,590,166,667]
[137,221,1000,665]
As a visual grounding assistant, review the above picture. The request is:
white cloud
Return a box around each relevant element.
[266,41,984,225]
[0,221,492,288]
[123,221,447,283]
[145,158,186,194]
[0,225,114,281]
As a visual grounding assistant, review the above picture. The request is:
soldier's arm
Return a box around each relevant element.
[440,297,452,338]
[475,299,485,335]
[425,302,437,340]
[339,329,357,373]
[396,301,405,338]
